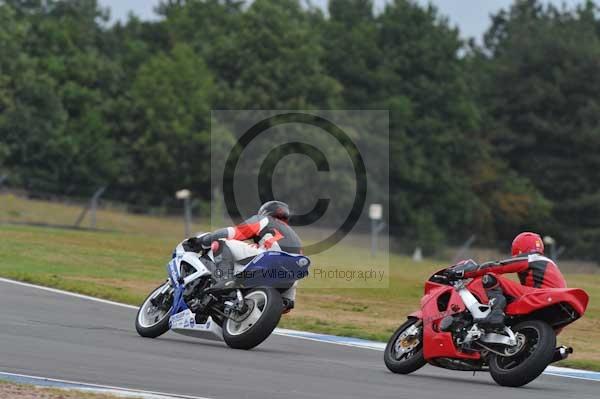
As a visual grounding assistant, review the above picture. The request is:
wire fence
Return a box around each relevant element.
[0,186,204,239]
[1,186,597,272]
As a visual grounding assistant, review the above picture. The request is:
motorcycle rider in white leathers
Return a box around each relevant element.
[184,201,302,313]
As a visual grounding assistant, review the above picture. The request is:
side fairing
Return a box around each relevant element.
[420,285,479,361]
[167,251,213,315]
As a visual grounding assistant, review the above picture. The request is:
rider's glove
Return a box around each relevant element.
[184,234,213,252]
[183,237,203,252]
[199,234,214,249]
[446,259,479,280]
[446,268,465,280]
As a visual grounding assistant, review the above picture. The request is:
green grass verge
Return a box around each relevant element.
[555,359,600,371]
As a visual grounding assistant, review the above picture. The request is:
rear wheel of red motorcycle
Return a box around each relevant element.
[384,318,426,374]
[489,320,556,387]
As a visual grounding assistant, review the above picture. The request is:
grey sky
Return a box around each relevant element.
[100,0,588,41]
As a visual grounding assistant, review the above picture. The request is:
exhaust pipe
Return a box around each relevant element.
[551,346,573,363]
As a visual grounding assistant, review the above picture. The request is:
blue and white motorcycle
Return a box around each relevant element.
[135,234,310,350]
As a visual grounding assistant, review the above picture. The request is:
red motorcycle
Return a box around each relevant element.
[384,264,589,387]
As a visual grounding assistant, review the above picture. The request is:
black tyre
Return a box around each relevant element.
[384,318,427,374]
[222,287,283,350]
[135,283,173,338]
[489,320,556,387]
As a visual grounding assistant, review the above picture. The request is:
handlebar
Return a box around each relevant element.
[430,274,450,284]
[430,269,466,284]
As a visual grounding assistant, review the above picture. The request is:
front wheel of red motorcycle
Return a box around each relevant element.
[489,320,556,387]
[384,318,426,374]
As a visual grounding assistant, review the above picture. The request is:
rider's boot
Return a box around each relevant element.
[281,282,297,314]
[478,274,507,330]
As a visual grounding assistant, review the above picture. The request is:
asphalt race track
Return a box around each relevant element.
[0,279,598,399]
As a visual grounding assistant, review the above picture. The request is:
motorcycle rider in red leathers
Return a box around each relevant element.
[447,232,567,329]
[184,201,302,313]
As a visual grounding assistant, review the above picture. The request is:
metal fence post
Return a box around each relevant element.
[90,186,107,229]
[453,235,477,263]
[74,186,107,229]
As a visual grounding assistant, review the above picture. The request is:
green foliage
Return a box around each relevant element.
[1,0,599,260]
[0,0,120,195]
[476,0,600,258]
[122,43,214,204]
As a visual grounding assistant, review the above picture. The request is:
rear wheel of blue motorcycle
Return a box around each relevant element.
[135,283,172,338]
[223,287,283,350]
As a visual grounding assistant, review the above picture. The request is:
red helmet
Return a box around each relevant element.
[511,232,544,256]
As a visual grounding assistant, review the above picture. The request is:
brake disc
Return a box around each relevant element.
[228,299,256,322]
[504,333,526,356]
[395,326,420,354]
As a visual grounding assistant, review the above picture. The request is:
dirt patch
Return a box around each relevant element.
[0,382,129,399]
[63,276,160,296]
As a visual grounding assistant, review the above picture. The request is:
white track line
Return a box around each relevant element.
[0,277,138,309]
[1,277,599,382]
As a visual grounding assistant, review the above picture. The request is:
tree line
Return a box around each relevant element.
[1,0,599,260]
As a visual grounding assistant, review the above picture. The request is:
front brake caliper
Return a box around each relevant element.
[395,325,420,353]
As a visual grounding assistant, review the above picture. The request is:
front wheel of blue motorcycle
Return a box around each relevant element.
[135,283,173,338]
[223,287,283,350]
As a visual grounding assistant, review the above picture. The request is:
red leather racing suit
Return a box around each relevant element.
[464,253,566,289]
[215,215,302,254]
